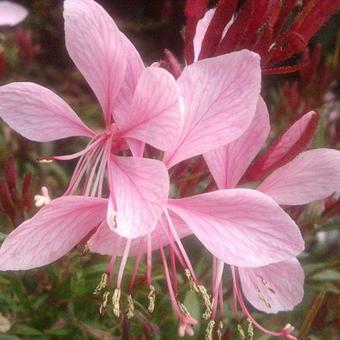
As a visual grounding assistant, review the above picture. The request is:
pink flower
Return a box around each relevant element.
[204,99,340,337]
[0,0,182,239]
[162,48,261,169]
[86,54,306,334]
[0,1,310,337]
[0,1,28,27]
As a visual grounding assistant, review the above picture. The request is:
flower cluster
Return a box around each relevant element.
[0,0,339,338]
[184,0,340,74]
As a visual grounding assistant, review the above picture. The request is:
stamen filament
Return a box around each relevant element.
[51,136,104,161]
[107,255,117,289]
[212,260,224,319]
[93,138,111,197]
[146,233,152,286]
[156,228,183,317]
[128,241,143,294]
[84,146,105,196]
[117,239,131,289]
[159,217,186,268]
[231,267,296,339]
[164,210,197,281]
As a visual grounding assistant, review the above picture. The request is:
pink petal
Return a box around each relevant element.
[126,139,145,157]
[89,213,191,256]
[193,8,233,61]
[0,1,28,26]
[163,50,261,168]
[64,0,126,122]
[168,189,304,267]
[258,148,340,205]
[204,97,270,189]
[0,82,94,142]
[193,9,215,61]
[246,111,319,181]
[0,196,107,270]
[239,258,304,313]
[119,67,181,151]
[113,34,145,121]
[107,156,169,239]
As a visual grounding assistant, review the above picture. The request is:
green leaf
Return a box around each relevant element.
[13,324,43,336]
[318,218,340,232]
[45,326,72,336]
[83,263,108,276]
[311,269,340,281]
[184,291,201,322]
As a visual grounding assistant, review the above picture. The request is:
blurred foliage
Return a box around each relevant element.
[0,1,339,339]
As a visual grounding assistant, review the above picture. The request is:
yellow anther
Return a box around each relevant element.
[198,285,213,320]
[99,291,110,315]
[185,269,199,292]
[112,288,121,317]
[93,273,108,295]
[261,277,275,294]
[205,320,215,340]
[184,269,213,319]
[148,285,156,313]
[217,321,223,340]
[111,212,118,228]
[256,289,271,309]
[178,302,192,318]
[247,319,254,340]
[38,159,53,163]
[127,294,134,319]
[237,324,246,340]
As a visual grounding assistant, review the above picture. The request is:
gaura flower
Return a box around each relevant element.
[0,41,283,336]
[0,1,309,338]
[203,99,340,338]
[0,0,182,239]
[0,1,28,27]
[87,52,305,336]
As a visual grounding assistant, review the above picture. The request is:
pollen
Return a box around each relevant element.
[217,320,223,339]
[198,285,213,320]
[205,320,215,340]
[148,285,156,313]
[112,288,121,317]
[93,273,108,295]
[112,212,118,228]
[260,277,275,294]
[38,159,54,164]
[184,269,213,319]
[179,301,192,319]
[185,269,199,293]
[237,324,246,340]
[256,288,271,309]
[247,319,254,340]
[99,291,110,315]
[127,294,134,319]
